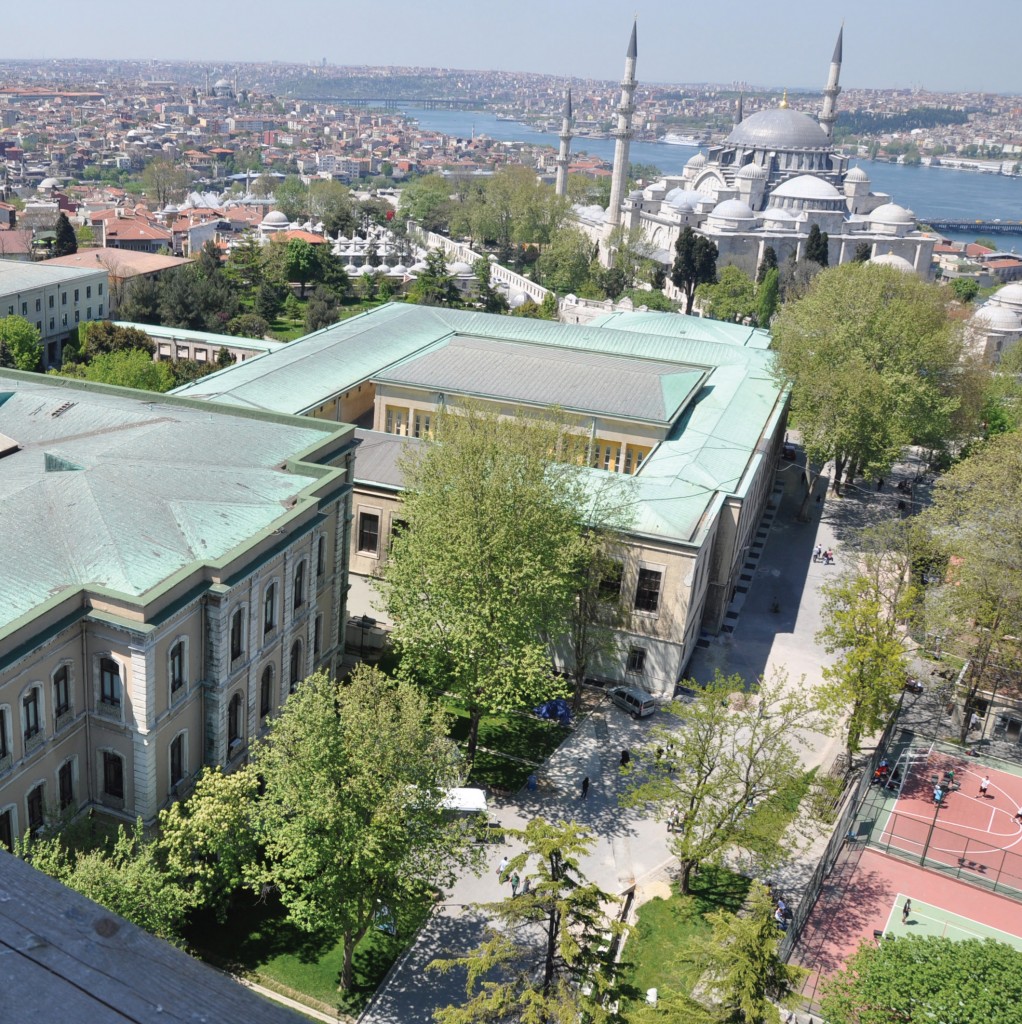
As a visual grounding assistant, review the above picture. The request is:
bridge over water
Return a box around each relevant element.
[923,219,1022,234]
[291,96,481,110]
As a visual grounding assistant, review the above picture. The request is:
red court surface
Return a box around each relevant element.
[874,751,1022,892]
[791,846,1022,1005]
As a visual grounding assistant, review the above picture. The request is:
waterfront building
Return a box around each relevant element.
[583,26,936,280]
[0,373,355,849]
[173,303,788,697]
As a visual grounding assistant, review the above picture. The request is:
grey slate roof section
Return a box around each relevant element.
[0,374,340,632]
[0,851,308,1023]
[354,428,420,489]
[375,336,705,424]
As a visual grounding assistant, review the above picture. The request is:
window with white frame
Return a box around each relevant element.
[22,685,42,743]
[0,707,10,763]
[230,608,245,661]
[260,665,274,719]
[0,806,13,851]
[626,647,647,673]
[293,561,306,611]
[289,640,303,693]
[102,751,124,799]
[634,567,663,614]
[58,758,75,810]
[170,732,186,787]
[100,657,122,708]
[357,512,380,555]
[169,640,186,696]
[26,783,44,834]
[227,693,243,750]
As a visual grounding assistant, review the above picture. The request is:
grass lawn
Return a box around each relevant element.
[188,888,434,1016]
[617,865,750,1016]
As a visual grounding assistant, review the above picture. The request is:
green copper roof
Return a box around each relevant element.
[0,373,347,632]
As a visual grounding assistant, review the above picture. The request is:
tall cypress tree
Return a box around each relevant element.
[53,212,78,257]
[806,224,830,267]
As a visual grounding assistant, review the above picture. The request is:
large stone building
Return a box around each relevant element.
[0,373,355,849]
[173,303,789,696]
[579,26,935,280]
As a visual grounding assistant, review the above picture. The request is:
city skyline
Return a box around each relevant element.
[6,0,1022,95]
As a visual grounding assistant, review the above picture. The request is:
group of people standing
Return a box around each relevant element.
[812,544,834,565]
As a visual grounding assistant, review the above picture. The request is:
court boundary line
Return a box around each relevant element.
[887,891,1022,947]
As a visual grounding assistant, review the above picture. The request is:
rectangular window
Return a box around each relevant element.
[23,690,40,741]
[98,304,103,317]
[35,298,41,312]
[49,317,54,330]
[358,512,380,554]
[230,611,244,660]
[103,752,124,798]
[314,615,322,658]
[74,310,80,323]
[27,785,44,833]
[384,406,407,436]
[627,647,647,673]
[61,292,66,305]
[87,307,92,319]
[74,289,79,302]
[264,583,277,634]
[170,735,184,787]
[98,283,104,295]
[170,643,184,693]
[48,295,54,308]
[100,658,121,707]
[634,568,663,613]
[317,536,326,577]
[53,667,70,717]
[59,761,74,810]
[7,305,13,315]
[86,285,92,298]
[0,708,8,760]
[0,808,11,851]
[20,302,27,316]
[599,561,624,601]
[413,411,431,438]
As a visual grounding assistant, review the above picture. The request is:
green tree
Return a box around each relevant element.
[0,315,43,371]
[53,211,78,257]
[671,227,718,314]
[225,233,264,292]
[195,238,222,279]
[510,292,560,320]
[158,767,260,922]
[309,178,355,236]
[696,264,757,323]
[472,258,508,313]
[117,274,162,324]
[18,821,192,942]
[227,312,269,338]
[920,431,1022,740]
[428,818,621,1024]
[141,157,191,207]
[815,521,920,758]
[75,223,95,248]
[756,267,779,326]
[272,174,307,222]
[304,286,340,332]
[380,404,589,762]
[685,881,807,1024]
[81,321,154,358]
[822,935,1022,1024]
[771,263,965,505]
[57,348,176,391]
[282,238,320,298]
[950,277,980,303]
[805,223,830,267]
[407,248,459,307]
[255,280,287,322]
[468,166,569,250]
[620,671,817,894]
[537,225,597,295]
[853,241,872,263]
[756,245,778,285]
[399,174,454,233]
[250,667,471,992]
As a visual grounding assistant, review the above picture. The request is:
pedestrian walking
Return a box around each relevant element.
[933,785,943,806]
[620,749,630,767]
[580,775,590,800]
[497,855,509,879]
[824,549,834,565]
[1014,805,1022,823]
[521,876,531,896]
[813,544,822,563]
[902,898,911,924]
[510,872,520,897]
[980,775,990,798]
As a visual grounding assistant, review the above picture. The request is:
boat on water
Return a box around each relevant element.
[660,132,707,146]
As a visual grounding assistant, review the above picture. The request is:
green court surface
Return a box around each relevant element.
[882,894,1022,951]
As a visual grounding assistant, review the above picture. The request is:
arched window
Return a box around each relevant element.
[21,685,42,743]
[228,693,243,749]
[260,665,274,719]
[52,665,71,719]
[100,658,121,708]
[263,582,277,635]
[293,562,306,611]
[230,609,245,661]
[170,733,186,787]
[289,641,303,694]
[169,641,185,696]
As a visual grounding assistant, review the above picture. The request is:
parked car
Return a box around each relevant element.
[608,686,656,718]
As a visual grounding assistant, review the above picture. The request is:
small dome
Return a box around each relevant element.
[870,203,916,225]
[973,304,1022,330]
[509,292,531,309]
[685,152,706,169]
[337,233,349,243]
[409,261,428,273]
[869,253,915,272]
[448,260,472,275]
[845,166,870,183]
[710,198,756,220]
[992,283,1022,308]
[262,210,290,226]
[667,187,705,212]
[770,175,841,200]
[762,207,797,223]
[214,78,231,89]
[344,262,358,274]
[38,176,60,190]
[735,163,768,180]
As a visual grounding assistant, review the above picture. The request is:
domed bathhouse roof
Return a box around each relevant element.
[448,260,473,276]
[869,253,915,273]
[666,187,706,212]
[261,210,290,228]
[845,165,870,183]
[990,283,1022,310]
[509,292,531,309]
[761,207,799,229]
[344,262,358,275]
[725,108,831,151]
[770,174,841,201]
[38,177,61,191]
[972,304,1022,331]
[707,198,757,230]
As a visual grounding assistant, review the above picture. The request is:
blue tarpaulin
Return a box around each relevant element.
[533,698,572,726]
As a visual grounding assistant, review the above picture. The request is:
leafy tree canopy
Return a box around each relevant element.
[0,315,43,371]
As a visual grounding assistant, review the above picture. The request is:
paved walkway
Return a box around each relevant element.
[361,449,922,1023]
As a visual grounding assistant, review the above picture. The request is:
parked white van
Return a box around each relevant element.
[608,686,657,718]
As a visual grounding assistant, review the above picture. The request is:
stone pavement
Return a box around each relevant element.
[361,449,923,1023]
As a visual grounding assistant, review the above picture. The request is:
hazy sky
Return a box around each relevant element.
[8,0,1021,94]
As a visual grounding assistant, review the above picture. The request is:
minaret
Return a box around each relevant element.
[602,20,638,250]
[733,92,744,131]
[554,89,573,197]
[819,25,843,139]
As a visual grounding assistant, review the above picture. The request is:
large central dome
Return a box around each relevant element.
[726,108,831,150]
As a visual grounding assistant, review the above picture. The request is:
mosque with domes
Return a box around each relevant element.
[574,25,936,281]
[967,283,1022,361]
